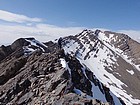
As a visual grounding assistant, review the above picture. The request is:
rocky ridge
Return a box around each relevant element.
[0,37,121,105]
[62,29,140,105]
[1,29,140,105]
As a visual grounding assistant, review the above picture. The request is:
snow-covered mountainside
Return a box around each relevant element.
[62,29,140,105]
[0,29,140,105]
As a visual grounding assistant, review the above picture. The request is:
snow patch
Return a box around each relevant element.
[126,69,134,75]
[59,58,71,76]
[60,58,67,68]
[23,46,36,55]
[25,38,48,52]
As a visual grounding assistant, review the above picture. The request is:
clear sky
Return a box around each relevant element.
[0,0,140,44]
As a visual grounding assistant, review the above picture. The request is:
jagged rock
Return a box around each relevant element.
[0,57,27,85]
[0,35,132,105]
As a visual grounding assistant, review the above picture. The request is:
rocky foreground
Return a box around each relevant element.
[0,37,124,105]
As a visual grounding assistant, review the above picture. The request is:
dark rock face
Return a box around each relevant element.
[0,57,27,85]
[11,38,30,50]
[65,55,92,96]
[0,38,122,105]
[0,45,13,62]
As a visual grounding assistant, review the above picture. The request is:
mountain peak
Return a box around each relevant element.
[63,29,140,105]
[0,30,140,105]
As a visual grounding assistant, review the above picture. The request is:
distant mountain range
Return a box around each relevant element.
[0,29,140,105]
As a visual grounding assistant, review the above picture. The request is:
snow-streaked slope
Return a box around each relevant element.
[98,31,140,72]
[62,29,140,105]
[23,38,49,54]
[59,55,122,105]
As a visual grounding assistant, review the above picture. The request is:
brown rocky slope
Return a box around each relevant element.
[0,38,124,105]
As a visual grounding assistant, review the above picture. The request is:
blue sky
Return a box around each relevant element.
[0,0,140,30]
[0,0,140,44]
